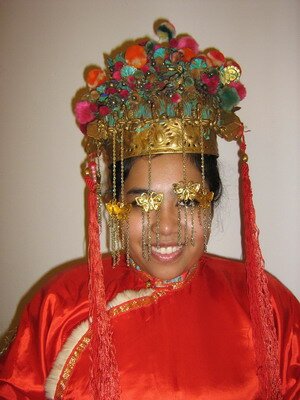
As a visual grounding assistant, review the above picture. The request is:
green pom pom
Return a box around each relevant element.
[219,87,240,111]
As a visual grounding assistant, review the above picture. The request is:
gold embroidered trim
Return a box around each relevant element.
[55,334,91,399]
[108,290,167,317]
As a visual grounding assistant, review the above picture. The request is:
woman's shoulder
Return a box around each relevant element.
[33,254,136,307]
[203,253,299,309]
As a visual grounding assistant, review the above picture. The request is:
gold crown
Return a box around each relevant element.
[76,21,246,163]
[85,109,243,163]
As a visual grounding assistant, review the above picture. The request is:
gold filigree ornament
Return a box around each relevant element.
[195,189,214,209]
[135,192,164,212]
[220,66,241,85]
[105,200,132,220]
[173,181,201,202]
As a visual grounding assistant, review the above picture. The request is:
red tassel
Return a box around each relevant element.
[85,175,121,399]
[239,137,282,399]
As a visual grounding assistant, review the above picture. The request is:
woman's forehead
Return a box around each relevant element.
[124,154,202,189]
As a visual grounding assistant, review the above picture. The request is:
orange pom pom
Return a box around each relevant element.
[125,45,147,69]
[86,68,107,89]
[181,48,196,62]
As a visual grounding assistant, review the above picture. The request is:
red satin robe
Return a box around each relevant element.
[0,254,299,399]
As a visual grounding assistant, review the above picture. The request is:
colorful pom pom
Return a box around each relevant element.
[112,71,122,81]
[106,87,117,95]
[219,87,240,111]
[125,45,147,69]
[171,93,182,103]
[114,61,124,71]
[206,50,226,67]
[155,21,176,42]
[99,106,111,116]
[120,89,129,98]
[181,47,196,62]
[201,73,220,95]
[229,81,246,100]
[75,101,97,125]
[86,68,107,89]
[176,36,199,54]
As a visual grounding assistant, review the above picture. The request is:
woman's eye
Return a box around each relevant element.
[130,199,137,206]
[177,199,199,207]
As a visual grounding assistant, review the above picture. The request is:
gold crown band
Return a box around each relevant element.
[86,110,243,163]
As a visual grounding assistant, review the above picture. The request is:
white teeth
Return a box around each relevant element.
[151,246,181,255]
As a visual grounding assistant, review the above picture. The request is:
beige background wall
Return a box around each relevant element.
[0,0,299,335]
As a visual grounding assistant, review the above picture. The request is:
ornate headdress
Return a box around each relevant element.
[75,21,282,400]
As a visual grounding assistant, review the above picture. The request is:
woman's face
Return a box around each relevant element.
[124,154,211,280]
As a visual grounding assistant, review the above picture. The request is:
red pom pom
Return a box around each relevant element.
[171,93,182,103]
[229,82,246,100]
[106,87,117,94]
[169,38,178,48]
[141,64,150,73]
[125,45,147,69]
[201,73,220,94]
[120,89,129,98]
[99,106,111,116]
[206,50,226,67]
[114,61,123,71]
[86,68,107,89]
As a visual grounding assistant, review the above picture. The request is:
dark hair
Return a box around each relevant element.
[110,154,222,204]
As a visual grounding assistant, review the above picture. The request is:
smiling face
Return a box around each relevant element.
[124,154,212,280]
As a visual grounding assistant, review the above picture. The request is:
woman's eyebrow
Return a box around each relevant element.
[126,188,150,196]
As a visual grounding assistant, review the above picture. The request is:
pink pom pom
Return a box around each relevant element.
[99,106,111,116]
[112,71,122,80]
[75,101,97,125]
[229,82,246,100]
[176,36,199,54]
[201,73,220,94]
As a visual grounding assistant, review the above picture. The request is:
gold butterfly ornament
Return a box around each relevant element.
[173,181,214,208]
[173,181,201,202]
[135,192,164,212]
[105,200,132,220]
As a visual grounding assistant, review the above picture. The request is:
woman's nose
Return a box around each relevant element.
[151,201,178,238]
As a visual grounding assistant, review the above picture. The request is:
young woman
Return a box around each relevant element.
[0,21,299,400]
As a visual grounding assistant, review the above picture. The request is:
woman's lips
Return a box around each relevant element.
[151,245,183,263]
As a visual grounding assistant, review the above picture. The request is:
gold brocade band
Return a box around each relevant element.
[85,111,243,163]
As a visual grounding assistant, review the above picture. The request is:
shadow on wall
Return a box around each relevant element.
[0,257,87,356]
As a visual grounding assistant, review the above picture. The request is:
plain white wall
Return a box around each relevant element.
[0,0,299,335]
